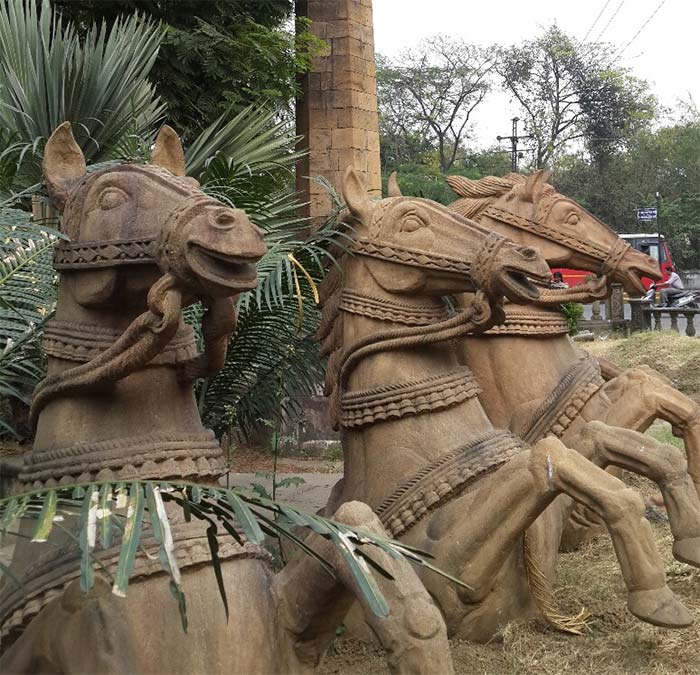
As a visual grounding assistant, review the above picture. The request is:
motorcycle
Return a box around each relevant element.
[643,282,700,309]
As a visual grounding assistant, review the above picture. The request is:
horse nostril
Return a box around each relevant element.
[521,247,537,260]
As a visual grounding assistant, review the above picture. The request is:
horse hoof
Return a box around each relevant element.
[673,537,700,567]
[627,587,693,628]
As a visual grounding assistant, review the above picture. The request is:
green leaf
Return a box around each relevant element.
[170,579,188,633]
[111,482,145,598]
[275,476,306,489]
[145,483,182,590]
[328,525,389,618]
[1,497,19,534]
[224,490,264,545]
[31,489,57,542]
[79,485,97,592]
[205,524,229,622]
[98,483,114,549]
[0,559,24,590]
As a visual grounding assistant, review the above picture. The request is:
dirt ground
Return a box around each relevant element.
[319,331,700,674]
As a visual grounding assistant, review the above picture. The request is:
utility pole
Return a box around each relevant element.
[656,190,663,269]
[497,117,532,173]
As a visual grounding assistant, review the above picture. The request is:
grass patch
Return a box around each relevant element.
[585,331,700,401]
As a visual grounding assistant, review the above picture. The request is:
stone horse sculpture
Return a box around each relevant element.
[319,167,699,642]
[446,171,700,552]
[0,124,452,674]
[441,170,700,631]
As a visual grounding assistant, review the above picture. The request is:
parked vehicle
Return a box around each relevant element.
[554,233,672,291]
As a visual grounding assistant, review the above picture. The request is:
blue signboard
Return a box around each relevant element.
[637,207,658,221]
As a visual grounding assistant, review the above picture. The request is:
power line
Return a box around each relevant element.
[594,0,625,42]
[616,0,669,58]
[582,0,613,42]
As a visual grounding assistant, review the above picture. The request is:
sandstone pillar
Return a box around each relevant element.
[296,0,381,225]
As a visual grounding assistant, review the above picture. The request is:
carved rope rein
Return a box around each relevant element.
[330,292,494,422]
[29,274,183,428]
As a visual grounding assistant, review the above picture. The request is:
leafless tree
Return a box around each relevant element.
[378,36,495,172]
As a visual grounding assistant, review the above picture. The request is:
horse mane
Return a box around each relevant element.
[446,173,532,219]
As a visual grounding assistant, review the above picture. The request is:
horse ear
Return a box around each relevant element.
[342,166,371,221]
[42,122,87,211]
[387,171,403,197]
[150,125,186,176]
[521,169,552,202]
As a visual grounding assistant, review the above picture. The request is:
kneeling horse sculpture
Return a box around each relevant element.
[319,168,699,642]
[0,124,451,675]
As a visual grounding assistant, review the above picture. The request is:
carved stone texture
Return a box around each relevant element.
[443,171,700,632]
[296,0,381,226]
[0,125,451,674]
[321,168,698,643]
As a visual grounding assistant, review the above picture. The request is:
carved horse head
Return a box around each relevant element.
[342,168,550,303]
[45,122,266,302]
[447,171,661,297]
[30,122,267,426]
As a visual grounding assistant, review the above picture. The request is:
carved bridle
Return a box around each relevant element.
[351,232,510,299]
[53,169,206,271]
[482,198,631,279]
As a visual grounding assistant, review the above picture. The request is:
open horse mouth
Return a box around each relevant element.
[626,266,659,295]
[187,243,259,291]
[499,269,546,303]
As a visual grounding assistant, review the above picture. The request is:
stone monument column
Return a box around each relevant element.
[295,0,381,225]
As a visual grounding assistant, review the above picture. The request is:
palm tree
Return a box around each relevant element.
[0,0,165,190]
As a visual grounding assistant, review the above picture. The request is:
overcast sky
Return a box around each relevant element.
[373,0,700,148]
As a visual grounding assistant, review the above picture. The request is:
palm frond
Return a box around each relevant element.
[0,479,465,631]
[186,104,299,184]
[0,208,60,433]
[0,0,165,189]
[201,298,324,437]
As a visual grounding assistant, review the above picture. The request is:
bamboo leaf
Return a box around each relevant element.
[224,491,264,544]
[31,489,56,542]
[111,482,144,598]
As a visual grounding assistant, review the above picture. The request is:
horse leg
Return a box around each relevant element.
[427,436,692,629]
[278,500,452,675]
[569,420,700,566]
[600,366,700,494]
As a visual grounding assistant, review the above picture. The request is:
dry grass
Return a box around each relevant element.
[321,520,700,675]
[586,331,700,403]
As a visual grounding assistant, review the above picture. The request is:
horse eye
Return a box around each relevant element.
[401,213,425,232]
[567,212,580,225]
[97,187,129,211]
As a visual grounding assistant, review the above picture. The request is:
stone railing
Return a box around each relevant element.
[629,298,700,337]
